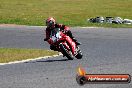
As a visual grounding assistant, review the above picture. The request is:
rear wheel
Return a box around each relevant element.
[59,43,74,60]
[75,47,83,59]
[76,51,83,59]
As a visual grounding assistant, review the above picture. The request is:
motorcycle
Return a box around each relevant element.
[46,28,83,60]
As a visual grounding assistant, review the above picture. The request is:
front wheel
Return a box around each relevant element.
[59,43,74,60]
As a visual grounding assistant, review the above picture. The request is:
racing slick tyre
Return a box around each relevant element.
[59,43,74,60]
[75,51,83,59]
[75,47,83,59]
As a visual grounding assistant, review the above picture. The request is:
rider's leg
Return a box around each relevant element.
[66,30,81,45]
[50,45,58,51]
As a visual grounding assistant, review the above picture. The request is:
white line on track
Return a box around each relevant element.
[0,53,62,66]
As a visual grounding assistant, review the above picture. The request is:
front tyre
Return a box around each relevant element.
[59,43,74,60]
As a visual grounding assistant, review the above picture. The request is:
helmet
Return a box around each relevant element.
[46,17,56,28]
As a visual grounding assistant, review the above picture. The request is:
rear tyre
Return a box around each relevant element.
[59,43,74,60]
[76,51,83,59]
[75,47,83,59]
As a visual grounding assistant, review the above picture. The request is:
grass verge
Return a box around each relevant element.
[0,0,132,27]
[0,48,58,63]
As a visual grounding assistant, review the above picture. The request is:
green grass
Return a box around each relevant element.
[0,0,132,27]
[0,48,58,63]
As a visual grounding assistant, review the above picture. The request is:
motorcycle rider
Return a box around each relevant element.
[44,17,81,51]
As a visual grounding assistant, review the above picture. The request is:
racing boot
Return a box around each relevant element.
[50,45,59,51]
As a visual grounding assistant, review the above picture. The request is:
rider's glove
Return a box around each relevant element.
[44,38,48,41]
[47,38,53,44]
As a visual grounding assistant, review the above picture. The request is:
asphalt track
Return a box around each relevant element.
[0,26,132,88]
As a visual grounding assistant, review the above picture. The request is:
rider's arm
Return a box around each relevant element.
[56,24,70,32]
[44,28,50,41]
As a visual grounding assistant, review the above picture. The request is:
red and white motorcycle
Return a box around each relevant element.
[46,28,83,60]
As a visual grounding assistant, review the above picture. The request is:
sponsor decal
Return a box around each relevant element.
[76,67,131,85]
